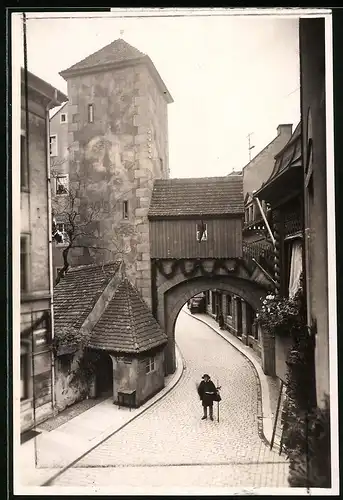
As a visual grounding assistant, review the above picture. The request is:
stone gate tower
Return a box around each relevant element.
[58,39,173,307]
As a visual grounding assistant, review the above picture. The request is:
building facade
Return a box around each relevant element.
[213,125,295,363]
[256,122,303,380]
[242,124,293,198]
[299,17,329,409]
[20,69,67,433]
[52,39,173,308]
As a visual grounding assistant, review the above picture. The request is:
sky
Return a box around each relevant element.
[16,10,301,178]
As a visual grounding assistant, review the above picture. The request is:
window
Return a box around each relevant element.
[196,222,207,242]
[88,104,94,123]
[20,344,29,401]
[60,113,67,124]
[226,295,232,316]
[54,224,70,246]
[145,356,155,374]
[56,174,69,195]
[20,132,28,190]
[20,235,29,292]
[123,200,129,219]
[49,135,58,157]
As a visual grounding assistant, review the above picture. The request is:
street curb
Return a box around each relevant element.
[41,344,185,486]
[182,309,273,448]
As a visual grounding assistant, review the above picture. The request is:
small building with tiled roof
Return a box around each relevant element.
[53,263,168,410]
[148,176,244,260]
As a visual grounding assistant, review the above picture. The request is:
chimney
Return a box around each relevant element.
[277,124,293,137]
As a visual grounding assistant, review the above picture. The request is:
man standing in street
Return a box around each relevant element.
[197,374,218,420]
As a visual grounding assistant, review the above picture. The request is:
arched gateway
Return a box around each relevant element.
[158,273,267,374]
[148,177,273,376]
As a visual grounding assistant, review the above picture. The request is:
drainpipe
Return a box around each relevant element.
[46,90,58,412]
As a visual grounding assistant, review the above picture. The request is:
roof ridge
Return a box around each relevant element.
[125,278,139,351]
[154,176,241,183]
[67,261,120,273]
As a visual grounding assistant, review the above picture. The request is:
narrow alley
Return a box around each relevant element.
[46,307,289,490]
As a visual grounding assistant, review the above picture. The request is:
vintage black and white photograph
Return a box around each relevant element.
[12,8,338,495]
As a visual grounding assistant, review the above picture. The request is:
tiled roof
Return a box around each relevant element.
[54,262,121,335]
[89,278,168,354]
[148,176,244,218]
[60,38,145,75]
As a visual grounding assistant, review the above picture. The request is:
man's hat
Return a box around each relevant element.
[202,374,210,379]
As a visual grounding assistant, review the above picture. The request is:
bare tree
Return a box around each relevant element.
[51,138,161,285]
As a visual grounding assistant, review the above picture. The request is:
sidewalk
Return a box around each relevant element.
[183,309,281,447]
[16,344,185,491]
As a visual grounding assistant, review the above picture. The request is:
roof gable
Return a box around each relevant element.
[148,176,244,218]
[53,262,121,335]
[89,278,167,353]
[49,101,68,120]
[60,39,145,75]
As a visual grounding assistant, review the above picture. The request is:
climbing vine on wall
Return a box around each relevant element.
[280,306,331,488]
[52,327,100,394]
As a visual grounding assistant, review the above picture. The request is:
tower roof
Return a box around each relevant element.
[60,38,173,103]
[89,278,168,354]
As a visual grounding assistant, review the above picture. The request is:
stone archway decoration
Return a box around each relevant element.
[155,258,238,280]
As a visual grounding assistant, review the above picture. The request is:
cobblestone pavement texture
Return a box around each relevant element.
[50,308,289,489]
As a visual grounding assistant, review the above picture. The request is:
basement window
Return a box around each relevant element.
[196,222,207,242]
[145,356,155,374]
[123,200,129,219]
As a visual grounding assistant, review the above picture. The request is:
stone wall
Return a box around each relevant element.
[54,350,88,411]
[57,63,170,308]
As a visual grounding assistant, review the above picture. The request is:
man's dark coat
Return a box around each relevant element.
[197,379,217,407]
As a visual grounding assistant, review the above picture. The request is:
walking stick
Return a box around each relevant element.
[217,379,220,423]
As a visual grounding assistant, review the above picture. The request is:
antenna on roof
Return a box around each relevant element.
[120,29,124,37]
[247,132,255,162]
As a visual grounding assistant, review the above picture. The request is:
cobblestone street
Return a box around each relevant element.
[49,307,289,490]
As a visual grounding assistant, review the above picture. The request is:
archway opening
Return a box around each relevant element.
[159,275,268,375]
[94,351,113,397]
